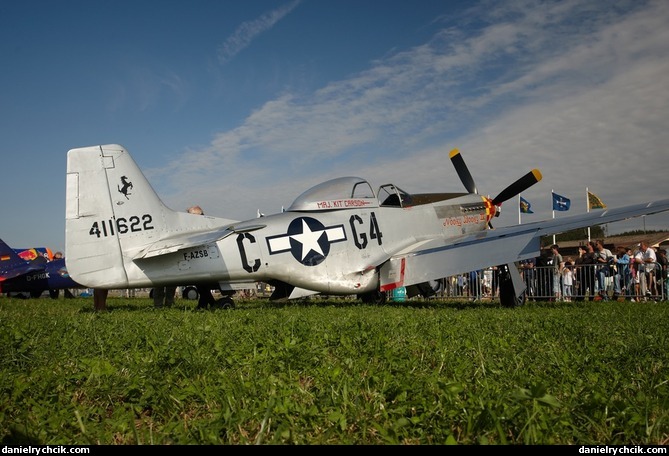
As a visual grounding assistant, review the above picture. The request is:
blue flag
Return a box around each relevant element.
[520,197,533,214]
[552,192,570,211]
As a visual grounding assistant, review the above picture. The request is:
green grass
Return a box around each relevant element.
[1,296,668,444]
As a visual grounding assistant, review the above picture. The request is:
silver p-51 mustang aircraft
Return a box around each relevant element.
[65,145,669,307]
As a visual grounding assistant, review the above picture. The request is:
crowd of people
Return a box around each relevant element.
[451,239,668,303]
[518,240,668,302]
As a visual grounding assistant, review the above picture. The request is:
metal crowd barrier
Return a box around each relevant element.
[426,264,667,302]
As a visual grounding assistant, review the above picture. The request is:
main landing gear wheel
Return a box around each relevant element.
[213,297,235,309]
[182,286,199,300]
[357,290,387,304]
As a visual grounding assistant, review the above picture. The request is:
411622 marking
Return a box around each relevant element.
[89,214,154,238]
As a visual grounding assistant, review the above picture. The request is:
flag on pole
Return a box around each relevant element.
[552,192,570,211]
[519,197,533,214]
[587,191,606,209]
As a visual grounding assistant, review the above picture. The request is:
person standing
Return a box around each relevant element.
[187,205,218,309]
[466,269,483,301]
[573,245,587,301]
[631,247,644,301]
[583,243,598,301]
[611,245,629,301]
[562,261,574,302]
[93,289,108,311]
[635,241,657,300]
[657,249,668,300]
[519,257,536,301]
[51,251,75,299]
[153,286,176,308]
[593,240,614,301]
[624,247,635,300]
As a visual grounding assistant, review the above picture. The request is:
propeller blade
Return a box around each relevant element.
[449,148,477,194]
[491,169,542,206]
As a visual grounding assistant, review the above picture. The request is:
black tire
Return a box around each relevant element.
[182,286,199,300]
[30,290,43,299]
[357,290,387,304]
[416,280,442,298]
[49,289,60,299]
[213,297,235,309]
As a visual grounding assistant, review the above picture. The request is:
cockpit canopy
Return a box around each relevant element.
[287,176,379,211]
[287,176,462,212]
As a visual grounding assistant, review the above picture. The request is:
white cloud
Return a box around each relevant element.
[217,0,302,64]
[155,0,669,232]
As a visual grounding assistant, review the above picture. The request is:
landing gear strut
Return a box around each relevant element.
[497,263,526,308]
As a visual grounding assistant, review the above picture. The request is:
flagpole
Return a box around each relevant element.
[552,189,556,245]
[518,194,521,225]
[586,187,591,242]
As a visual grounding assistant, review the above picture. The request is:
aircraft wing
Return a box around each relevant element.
[0,239,46,281]
[380,197,669,290]
[0,262,45,281]
[495,198,669,239]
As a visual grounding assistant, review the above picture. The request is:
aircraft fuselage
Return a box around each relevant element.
[115,194,490,294]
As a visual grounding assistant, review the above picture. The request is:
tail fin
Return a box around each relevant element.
[65,144,236,288]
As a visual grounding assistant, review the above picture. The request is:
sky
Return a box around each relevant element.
[1,0,668,253]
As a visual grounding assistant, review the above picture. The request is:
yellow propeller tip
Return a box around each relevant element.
[449,148,460,158]
[532,169,542,181]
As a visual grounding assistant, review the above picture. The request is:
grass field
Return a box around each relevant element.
[1,296,668,445]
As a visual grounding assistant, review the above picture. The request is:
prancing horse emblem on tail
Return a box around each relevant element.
[118,176,133,200]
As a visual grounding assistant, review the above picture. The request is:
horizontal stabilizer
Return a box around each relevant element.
[134,227,236,259]
[134,222,266,259]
